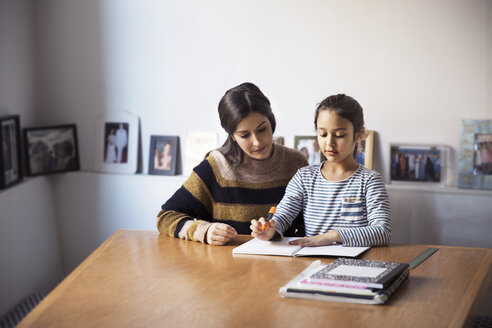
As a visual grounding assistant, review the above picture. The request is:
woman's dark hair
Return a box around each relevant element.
[314,94,365,157]
[217,82,276,166]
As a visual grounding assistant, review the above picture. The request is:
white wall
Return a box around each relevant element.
[33,0,492,186]
[388,184,492,248]
[0,0,36,125]
[0,0,65,316]
[0,177,64,316]
[51,172,185,272]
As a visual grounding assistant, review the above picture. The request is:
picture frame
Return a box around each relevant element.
[294,135,322,165]
[184,132,218,176]
[0,115,23,188]
[23,124,80,176]
[389,144,446,184]
[273,136,285,145]
[148,135,179,175]
[458,120,492,190]
[94,110,139,174]
[355,130,374,169]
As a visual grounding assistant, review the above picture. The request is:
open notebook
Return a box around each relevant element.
[232,237,370,257]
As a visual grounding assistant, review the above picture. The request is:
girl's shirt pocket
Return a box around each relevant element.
[340,198,364,221]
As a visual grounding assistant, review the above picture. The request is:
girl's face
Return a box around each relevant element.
[233,112,273,160]
[316,110,363,166]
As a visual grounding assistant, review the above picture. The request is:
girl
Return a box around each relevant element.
[251,94,392,247]
[157,83,308,246]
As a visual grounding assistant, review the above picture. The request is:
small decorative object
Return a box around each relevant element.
[389,144,446,184]
[184,132,218,176]
[0,115,23,188]
[148,135,179,175]
[294,135,322,165]
[458,120,492,190]
[94,110,139,174]
[273,136,284,145]
[23,124,80,176]
[355,130,374,169]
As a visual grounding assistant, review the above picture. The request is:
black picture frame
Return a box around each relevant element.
[23,124,80,176]
[0,115,23,189]
[148,135,179,176]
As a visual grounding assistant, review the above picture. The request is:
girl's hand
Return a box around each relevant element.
[206,223,237,246]
[250,217,276,241]
[289,230,341,247]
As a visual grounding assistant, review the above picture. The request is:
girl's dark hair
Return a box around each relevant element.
[217,82,276,166]
[314,94,365,157]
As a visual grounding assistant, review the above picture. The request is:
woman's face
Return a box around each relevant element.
[233,112,273,160]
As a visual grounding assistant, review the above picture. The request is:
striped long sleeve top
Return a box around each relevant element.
[157,144,308,243]
[274,164,392,247]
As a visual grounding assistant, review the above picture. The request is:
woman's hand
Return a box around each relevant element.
[288,230,342,247]
[206,223,237,246]
[250,217,276,241]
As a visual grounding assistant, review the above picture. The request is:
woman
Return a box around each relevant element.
[157,82,308,245]
[105,129,117,163]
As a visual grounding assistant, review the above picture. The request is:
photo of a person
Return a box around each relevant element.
[294,136,321,165]
[25,126,79,176]
[2,124,13,171]
[105,129,117,163]
[390,145,442,182]
[355,138,366,166]
[148,136,179,176]
[104,122,129,164]
[115,123,128,163]
[473,134,492,175]
[300,147,309,161]
[29,141,51,174]
[154,141,173,171]
[52,140,78,170]
[2,119,19,185]
[272,136,284,145]
[310,140,321,165]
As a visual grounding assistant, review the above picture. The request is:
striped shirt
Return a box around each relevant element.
[274,164,392,247]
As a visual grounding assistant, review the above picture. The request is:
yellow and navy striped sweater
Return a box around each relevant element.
[157,144,308,243]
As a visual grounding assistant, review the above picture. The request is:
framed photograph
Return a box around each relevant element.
[148,135,179,175]
[390,144,445,184]
[94,111,139,174]
[458,120,492,190]
[294,135,323,165]
[184,132,218,176]
[23,124,80,176]
[0,115,23,188]
[273,136,285,145]
[355,130,374,169]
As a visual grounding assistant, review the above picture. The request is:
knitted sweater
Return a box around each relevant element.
[157,144,308,243]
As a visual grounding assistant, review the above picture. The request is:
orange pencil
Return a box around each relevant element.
[261,206,276,232]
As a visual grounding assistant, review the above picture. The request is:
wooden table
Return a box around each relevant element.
[19,229,492,328]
